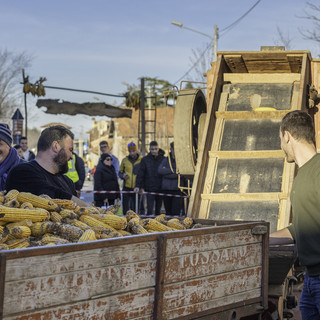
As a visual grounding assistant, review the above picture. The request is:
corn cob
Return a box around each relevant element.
[80,215,117,232]
[0,207,49,222]
[59,209,78,219]
[0,226,3,234]
[4,189,19,202]
[0,233,9,243]
[61,224,83,241]
[125,210,140,221]
[40,235,69,245]
[0,221,6,226]
[0,194,4,203]
[99,233,113,239]
[6,219,33,231]
[17,192,59,211]
[10,226,31,239]
[31,222,55,236]
[167,219,186,230]
[132,224,149,234]
[0,244,9,250]
[20,202,34,209]
[93,214,127,230]
[4,199,20,208]
[155,214,167,224]
[108,203,121,214]
[78,229,96,242]
[50,211,63,223]
[142,219,173,232]
[39,194,52,200]
[117,230,132,236]
[67,219,91,231]
[52,199,76,210]
[6,238,30,249]
[128,217,142,227]
[182,217,194,228]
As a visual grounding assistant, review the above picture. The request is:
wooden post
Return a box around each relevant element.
[140,78,146,156]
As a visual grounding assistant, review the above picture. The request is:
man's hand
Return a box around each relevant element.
[134,187,140,193]
[123,174,129,180]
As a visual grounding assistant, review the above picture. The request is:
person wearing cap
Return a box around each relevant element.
[0,123,23,191]
[94,153,120,207]
[119,142,142,214]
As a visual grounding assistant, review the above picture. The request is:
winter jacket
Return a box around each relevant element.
[119,154,142,189]
[94,160,120,202]
[135,149,165,191]
[158,153,179,191]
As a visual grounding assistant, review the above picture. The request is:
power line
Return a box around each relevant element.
[174,0,262,84]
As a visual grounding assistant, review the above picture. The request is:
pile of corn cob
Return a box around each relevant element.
[0,190,200,250]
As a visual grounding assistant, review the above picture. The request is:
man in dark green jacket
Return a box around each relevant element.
[270,110,320,319]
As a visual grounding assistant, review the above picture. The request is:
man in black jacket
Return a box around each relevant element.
[134,141,164,215]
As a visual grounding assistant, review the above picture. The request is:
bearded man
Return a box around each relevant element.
[6,125,88,207]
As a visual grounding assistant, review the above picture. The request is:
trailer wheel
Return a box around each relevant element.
[173,88,207,177]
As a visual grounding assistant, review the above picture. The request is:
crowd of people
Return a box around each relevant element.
[94,139,185,216]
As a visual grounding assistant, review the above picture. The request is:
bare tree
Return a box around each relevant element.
[273,26,293,50]
[0,49,32,121]
[299,2,320,42]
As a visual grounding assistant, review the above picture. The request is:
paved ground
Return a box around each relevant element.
[79,179,94,205]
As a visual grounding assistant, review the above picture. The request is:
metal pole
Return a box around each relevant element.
[214,24,218,62]
[140,78,146,156]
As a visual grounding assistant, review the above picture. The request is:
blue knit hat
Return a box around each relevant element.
[0,123,13,147]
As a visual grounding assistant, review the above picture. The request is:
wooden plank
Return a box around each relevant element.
[4,260,156,315]
[311,60,320,151]
[165,243,262,283]
[166,228,261,256]
[0,254,6,320]
[224,73,301,83]
[209,150,284,159]
[201,192,287,201]
[3,288,155,320]
[287,54,304,73]
[5,241,157,281]
[224,55,248,73]
[216,110,289,120]
[290,82,301,110]
[162,267,261,314]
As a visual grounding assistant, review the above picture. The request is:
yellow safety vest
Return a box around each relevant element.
[64,154,79,183]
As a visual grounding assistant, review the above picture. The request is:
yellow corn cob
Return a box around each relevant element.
[40,235,69,245]
[167,219,186,230]
[99,233,113,239]
[182,217,194,228]
[50,211,63,222]
[67,219,91,231]
[59,209,78,219]
[10,226,31,239]
[0,226,3,234]
[6,238,30,249]
[4,199,20,208]
[78,229,96,242]
[93,214,127,230]
[0,221,6,226]
[87,207,101,214]
[31,222,55,236]
[0,233,9,243]
[142,219,173,232]
[6,219,33,231]
[125,210,140,221]
[4,189,19,202]
[155,214,167,224]
[52,199,76,210]
[117,230,132,236]
[131,224,148,234]
[17,192,59,211]
[80,215,116,232]
[108,203,121,214]
[0,207,49,222]
[0,194,4,203]
[128,217,142,227]
[0,244,9,250]
[20,202,34,209]
[61,224,83,241]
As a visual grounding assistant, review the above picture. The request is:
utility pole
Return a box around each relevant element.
[140,78,146,156]
[214,24,218,62]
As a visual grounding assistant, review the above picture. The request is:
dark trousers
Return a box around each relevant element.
[95,198,115,208]
[146,193,163,215]
[122,187,137,214]
[162,190,183,216]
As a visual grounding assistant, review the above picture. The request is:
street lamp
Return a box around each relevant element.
[171,20,218,61]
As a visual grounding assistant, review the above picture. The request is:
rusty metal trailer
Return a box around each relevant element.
[0,220,268,320]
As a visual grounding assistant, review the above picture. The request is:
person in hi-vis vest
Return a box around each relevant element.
[65,152,85,192]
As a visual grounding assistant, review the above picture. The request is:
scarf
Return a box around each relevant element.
[0,148,20,191]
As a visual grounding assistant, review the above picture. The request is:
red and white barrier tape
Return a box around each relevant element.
[78,190,188,198]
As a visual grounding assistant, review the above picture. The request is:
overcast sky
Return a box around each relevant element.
[0,0,319,138]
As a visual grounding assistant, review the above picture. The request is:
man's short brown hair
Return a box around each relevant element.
[280,110,315,145]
